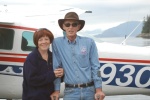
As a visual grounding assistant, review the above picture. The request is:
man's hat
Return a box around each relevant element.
[58,12,85,31]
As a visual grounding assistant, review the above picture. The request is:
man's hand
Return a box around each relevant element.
[94,88,105,100]
[50,91,60,100]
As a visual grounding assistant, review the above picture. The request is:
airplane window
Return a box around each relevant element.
[0,28,14,50]
[22,31,35,51]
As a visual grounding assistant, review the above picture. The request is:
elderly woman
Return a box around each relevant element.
[22,28,63,100]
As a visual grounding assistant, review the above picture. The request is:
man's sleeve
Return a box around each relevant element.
[89,39,102,88]
[52,40,61,91]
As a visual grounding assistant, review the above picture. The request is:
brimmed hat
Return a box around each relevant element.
[58,12,85,31]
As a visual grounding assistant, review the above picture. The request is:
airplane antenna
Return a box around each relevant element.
[85,11,92,13]
[121,21,142,45]
[60,8,73,12]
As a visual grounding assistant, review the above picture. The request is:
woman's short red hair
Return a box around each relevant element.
[33,28,54,47]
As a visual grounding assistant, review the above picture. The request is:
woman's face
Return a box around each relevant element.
[38,35,50,51]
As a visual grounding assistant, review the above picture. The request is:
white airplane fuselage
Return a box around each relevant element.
[0,18,150,99]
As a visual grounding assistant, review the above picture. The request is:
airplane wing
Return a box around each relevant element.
[0,13,14,24]
[0,4,87,23]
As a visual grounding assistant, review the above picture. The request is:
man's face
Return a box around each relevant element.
[63,20,80,38]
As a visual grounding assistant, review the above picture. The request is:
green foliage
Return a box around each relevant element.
[142,15,150,34]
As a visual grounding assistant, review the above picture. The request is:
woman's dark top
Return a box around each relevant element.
[22,48,56,100]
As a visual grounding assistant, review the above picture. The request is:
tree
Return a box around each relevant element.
[142,15,150,33]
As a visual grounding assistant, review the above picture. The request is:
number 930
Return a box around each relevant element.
[100,63,150,88]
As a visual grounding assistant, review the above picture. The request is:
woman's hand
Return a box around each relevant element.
[54,67,64,78]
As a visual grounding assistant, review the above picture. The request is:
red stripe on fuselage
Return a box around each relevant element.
[0,52,28,56]
[0,57,26,63]
[99,58,150,64]
[0,24,37,31]
[0,53,150,64]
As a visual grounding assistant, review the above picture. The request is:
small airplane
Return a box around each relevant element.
[0,4,150,100]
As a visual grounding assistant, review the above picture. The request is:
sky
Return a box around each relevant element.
[0,0,150,31]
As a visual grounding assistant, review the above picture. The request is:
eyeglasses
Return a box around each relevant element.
[64,23,78,27]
